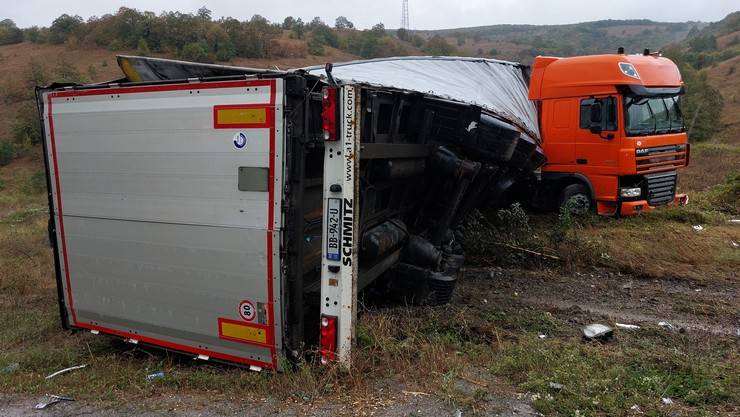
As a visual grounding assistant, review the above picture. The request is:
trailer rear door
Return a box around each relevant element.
[41,79,284,369]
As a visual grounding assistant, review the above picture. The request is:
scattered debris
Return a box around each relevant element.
[0,362,19,374]
[615,323,641,330]
[454,409,463,417]
[401,390,430,396]
[34,395,74,410]
[490,241,561,260]
[630,404,642,413]
[729,219,740,224]
[145,371,165,381]
[538,334,547,339]
[661,397,673,405]
[44,364,86,380]
[582,324,614,341]
[731,240,739,248]
[692,225,704,232]
[658,321,675,331]
[548,382,564,391]
[458,374,490,388]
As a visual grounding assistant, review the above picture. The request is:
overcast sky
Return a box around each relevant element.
[4,0,738,30]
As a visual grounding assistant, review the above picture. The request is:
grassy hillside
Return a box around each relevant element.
[0,10,738,417]
[419,19,706,62]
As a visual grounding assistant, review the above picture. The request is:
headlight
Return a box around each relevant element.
[620,187,642,198]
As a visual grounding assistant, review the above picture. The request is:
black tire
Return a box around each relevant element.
[559,183,591,215]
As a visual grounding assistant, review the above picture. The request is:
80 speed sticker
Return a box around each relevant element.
[238,300,256,322]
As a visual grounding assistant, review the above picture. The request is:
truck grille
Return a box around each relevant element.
[645,171,677,206]
[635,144,688,173]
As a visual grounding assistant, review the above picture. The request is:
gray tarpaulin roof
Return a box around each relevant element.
[115,55,540,141]
[302,57,540,141]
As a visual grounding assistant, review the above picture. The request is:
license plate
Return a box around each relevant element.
[326,198,342,261]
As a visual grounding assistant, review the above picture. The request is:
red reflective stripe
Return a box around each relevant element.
[49,79,281,369]
[266,79,277,365]
[47,94,77,325]
[50,79,273,98]
[78,322,274,369]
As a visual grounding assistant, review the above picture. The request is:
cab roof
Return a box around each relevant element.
[529,53,683,100]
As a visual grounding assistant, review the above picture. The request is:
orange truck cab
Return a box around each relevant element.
[528,50,689,216]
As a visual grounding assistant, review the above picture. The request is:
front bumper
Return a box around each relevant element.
[619,193,689,216]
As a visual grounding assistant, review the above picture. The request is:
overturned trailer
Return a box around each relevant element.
[37,55,544,369]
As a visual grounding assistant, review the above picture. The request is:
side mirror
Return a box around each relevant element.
[589,102,603,134]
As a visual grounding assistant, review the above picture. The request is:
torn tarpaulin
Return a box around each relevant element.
[303,56,541,141]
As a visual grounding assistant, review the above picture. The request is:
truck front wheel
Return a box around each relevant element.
[559,184,591,215]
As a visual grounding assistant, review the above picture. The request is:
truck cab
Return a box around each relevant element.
[529,51,689,216]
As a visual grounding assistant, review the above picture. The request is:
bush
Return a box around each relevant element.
[136,38,151,56]
[180,41,211,62]
[702,172,740,214]
[49,14,85,44]
[423,35,456,56]
[0,19,24,45]
[307,34,325,55]
[20,170,47,194]
[0,142,16,166]
[53,58,88,84]
[12,101,42,145]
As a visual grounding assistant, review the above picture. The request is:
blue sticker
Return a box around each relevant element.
[233,132,247,149]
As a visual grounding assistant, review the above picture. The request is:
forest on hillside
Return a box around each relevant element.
[0,7,738,165]
[0,7,443,62]
[0,8,738,65]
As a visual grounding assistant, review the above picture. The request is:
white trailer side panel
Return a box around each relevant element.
[42,79,284,369]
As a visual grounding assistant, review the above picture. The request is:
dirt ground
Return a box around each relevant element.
[2,263,738,416]
[0,393,538,417]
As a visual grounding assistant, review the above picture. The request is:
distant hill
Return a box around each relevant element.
[417,19,708,62]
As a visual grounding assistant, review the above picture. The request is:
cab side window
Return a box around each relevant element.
[579,97,617,131]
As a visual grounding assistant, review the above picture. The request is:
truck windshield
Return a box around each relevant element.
[624,95,684,136]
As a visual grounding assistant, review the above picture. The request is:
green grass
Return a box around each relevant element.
[489,334,737,416]
[0,157,738,415]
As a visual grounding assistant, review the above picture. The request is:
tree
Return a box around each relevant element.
[688,34,717,52]
[423,35,456,56]
[309,17,325,29]
[396,28,409,41]
[282,16,296,29]
[206,25,235,61]
[371,23,386,36]
[49,14,84,44]
[24,26,41,43]
[335,16,354,30]
[291,18,305,39]
[197,7,212,22]
[307,34,325,55]
[137,38,151,56]
[181,41,210,62]
[0,19,23,45]
[681,64,723,142]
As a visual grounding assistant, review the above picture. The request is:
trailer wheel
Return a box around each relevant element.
[559,184,591,215]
